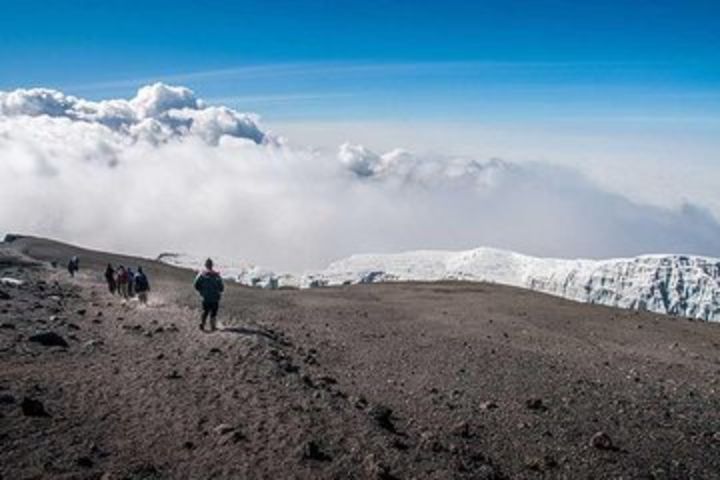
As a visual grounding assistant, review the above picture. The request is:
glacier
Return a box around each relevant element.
[158,248,720,322]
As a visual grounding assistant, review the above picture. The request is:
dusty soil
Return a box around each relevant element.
[1,236,719,480]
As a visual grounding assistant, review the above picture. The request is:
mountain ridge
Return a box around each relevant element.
[159,247,720,322]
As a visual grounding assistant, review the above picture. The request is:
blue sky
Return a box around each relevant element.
[1,0,719,124]
[2,1,720,263]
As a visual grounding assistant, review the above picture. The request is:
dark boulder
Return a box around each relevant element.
[590,431,614,450]
[76,456,94,468]
[369,405,397,433]
[0,393,16,404]
[525,398,547,411]
[21,397,50,417]
[28,331,69,348]
[301,440,332,462]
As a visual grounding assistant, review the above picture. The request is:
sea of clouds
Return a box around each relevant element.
[1,83,719,271]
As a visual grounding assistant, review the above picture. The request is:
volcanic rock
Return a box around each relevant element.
[28,331,69,348]
[590,431,614,450]
[21,397,50,417]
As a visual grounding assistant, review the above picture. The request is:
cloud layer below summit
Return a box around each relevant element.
[1,84,719,270]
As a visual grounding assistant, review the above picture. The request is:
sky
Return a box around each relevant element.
[1,0,719,118]
[1,1,719,269]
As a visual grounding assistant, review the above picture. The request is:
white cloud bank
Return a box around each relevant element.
[1,83,719,271]
[0,83,267,146]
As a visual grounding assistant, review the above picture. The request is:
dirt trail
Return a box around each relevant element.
[2,236,720,479]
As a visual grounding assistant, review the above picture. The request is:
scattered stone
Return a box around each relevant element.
[390,439,409,450]
[480,400,498,410]
[222,430,246,445]
[67,323,81,330]
[28,331,69,348]
[83,339,104,349]
[318,375,337,385]
[155,353,165,360]
[126,465,161,480]
[525,398,547,411]
[21,397,50,417]
[451,420,472,438]
[213,423,246,444]
[301,375,315,388]
[209,347,221,354]
[280,361,300,374]
[419,431,445,452]
[590,431,614,450]
[214,424,235,435]
[76,456,94,468]
[0,322,16,329]
[369,405,396,432]
[471,464,500,480]
[76,309,87,316]
[0,277,24,287]
[0,393,16,404]
[363,454,398,479]
[302,440,332,462]
[525,455,557,471]
[183,441,196,450]
[353,395,368,409]
[0,289,10,300]
[166,370,182,380]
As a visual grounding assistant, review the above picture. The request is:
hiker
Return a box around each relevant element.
[104,264,116,294]
[127,267,135,297]
[134,267,150,304]
[67,256,79,277]
[116,265,129,299]
[193,258,224,332]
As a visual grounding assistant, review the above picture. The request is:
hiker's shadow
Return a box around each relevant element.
[220,326,277,341]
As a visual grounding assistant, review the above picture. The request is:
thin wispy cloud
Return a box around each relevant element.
[62,60,658,94]
[206,92,356,106]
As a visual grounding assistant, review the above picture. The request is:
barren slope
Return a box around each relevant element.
[1,236,719,479]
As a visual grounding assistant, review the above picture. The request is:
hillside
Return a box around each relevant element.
[1,236,720,479]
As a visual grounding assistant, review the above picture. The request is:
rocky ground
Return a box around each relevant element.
[1,236,719,480]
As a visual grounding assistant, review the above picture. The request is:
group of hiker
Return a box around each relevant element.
[67,255,224,331]
[104,264,151,304]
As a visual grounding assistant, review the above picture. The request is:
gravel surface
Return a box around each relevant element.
[1,236,719,479]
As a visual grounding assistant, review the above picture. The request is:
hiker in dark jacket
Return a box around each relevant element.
[193,258,224,332]
[104,264,116,294]
[134,267,150,304]
[67,256,79,277]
